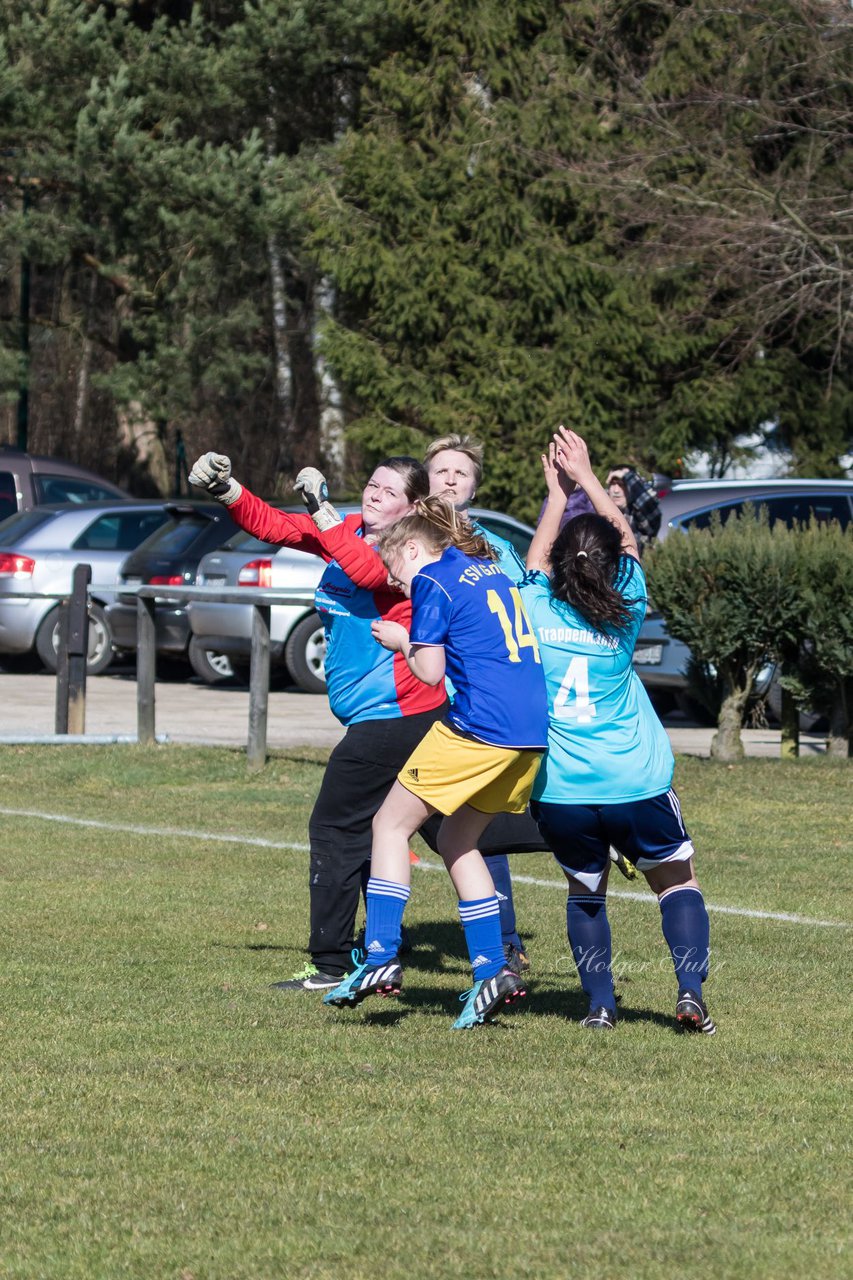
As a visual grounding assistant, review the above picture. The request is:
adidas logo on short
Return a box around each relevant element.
[407,768,419,781]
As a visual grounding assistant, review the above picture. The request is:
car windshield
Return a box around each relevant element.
[680,493,852,531]
[220,528,282,555]
[72,510,169,552]
[475,514,532,557]
[139,515,211,555]
[0,508,54,544]
[34,475,124,504]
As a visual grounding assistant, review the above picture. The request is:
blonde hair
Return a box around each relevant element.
[378,495,497,563]
[422,434,484,488]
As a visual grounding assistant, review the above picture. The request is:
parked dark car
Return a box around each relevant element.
[632,479,853,718]
[0,501,173,673]
[0,447,129,521]
[105,502,240,670]
[656,477,853,531]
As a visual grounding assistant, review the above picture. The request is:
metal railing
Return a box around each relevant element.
[3,574,318,769]
[133,584,317,769]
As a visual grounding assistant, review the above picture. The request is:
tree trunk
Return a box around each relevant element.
[710,668,750,761]
[710,691,746,760]
[279,270,321,484]
[779,685,800,759]
[826,679,853,758]
[316,278,346,491]
[268,232,292,430]
[116,403,169,494]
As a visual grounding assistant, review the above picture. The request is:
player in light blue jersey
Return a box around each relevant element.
[325,497,548,1029]
[519,427,716,1035]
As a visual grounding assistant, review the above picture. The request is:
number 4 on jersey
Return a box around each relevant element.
[553,655,598,724]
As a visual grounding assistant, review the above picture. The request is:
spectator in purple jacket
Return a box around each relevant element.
[537,485,595,531]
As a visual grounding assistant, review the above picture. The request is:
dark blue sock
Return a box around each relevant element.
[659,885,711,996]
[364,877,410,966]
[483,853,521,949]
[458,896,505,982]
[566,894,615,1011]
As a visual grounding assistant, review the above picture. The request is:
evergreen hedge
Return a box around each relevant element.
[644,509,853,760]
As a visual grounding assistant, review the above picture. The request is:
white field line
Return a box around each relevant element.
[0,806,311,853]
[1,806,848,930]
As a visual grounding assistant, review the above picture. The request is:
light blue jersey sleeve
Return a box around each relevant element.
[520,560,673,804]
[471,522,526,584]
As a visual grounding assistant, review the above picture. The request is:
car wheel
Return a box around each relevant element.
[284,613,327,694]
[35,603,115,676]
[187,636,236,684]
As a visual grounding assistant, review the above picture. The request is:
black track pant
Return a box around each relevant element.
[307,705,446,975]
[419,808,549,857]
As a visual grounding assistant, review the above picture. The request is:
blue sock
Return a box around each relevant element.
[483,853,521,949]
[364,877,410,966]
[458,896,505,982]
[566,894,615,1011]
[659,885,711,997]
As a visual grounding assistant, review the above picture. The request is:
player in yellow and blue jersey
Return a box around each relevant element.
[519,427,716,1035]
[324,496,549,1029]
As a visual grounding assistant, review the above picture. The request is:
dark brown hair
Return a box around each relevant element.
[373,456,430,503]
[549,514,631,632]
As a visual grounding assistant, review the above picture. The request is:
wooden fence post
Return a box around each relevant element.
[55,564,90,734]
[247,603,271,771]
[137,595,157,745]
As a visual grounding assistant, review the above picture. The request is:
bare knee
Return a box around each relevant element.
[644,857,700,898]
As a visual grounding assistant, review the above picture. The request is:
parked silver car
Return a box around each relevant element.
[632,479,853,716]
[187,507,536,692]
[0,502,172,673]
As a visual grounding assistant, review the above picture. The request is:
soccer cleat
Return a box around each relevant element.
[580,1005,617,1030]
[451,966,526,1030]
[271,963,342,992]
[503,941,531,975]
[675,987,717,1035]
[323,953,403,1007]
[609,846,637,880]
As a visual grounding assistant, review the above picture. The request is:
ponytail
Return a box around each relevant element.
[549,514,631,633]
[377,495,498,562]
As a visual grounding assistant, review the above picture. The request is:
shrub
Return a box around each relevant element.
[644,507,801,760]
[785,520,853,757]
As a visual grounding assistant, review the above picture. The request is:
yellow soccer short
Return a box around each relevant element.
[397,720,543,817]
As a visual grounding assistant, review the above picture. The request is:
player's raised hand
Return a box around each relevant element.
[541,437,577,499]
[188,452,242,506]
[553,426,594,486]
[294,467,343,532]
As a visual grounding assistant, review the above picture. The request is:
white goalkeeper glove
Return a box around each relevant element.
[294,467,342,532]
[188,452,243,506]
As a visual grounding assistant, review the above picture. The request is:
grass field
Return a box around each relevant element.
[0,745,850,1280]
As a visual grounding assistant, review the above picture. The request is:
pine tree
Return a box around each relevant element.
[312,0,851,513]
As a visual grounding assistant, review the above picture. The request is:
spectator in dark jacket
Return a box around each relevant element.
[606,466,661,555]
